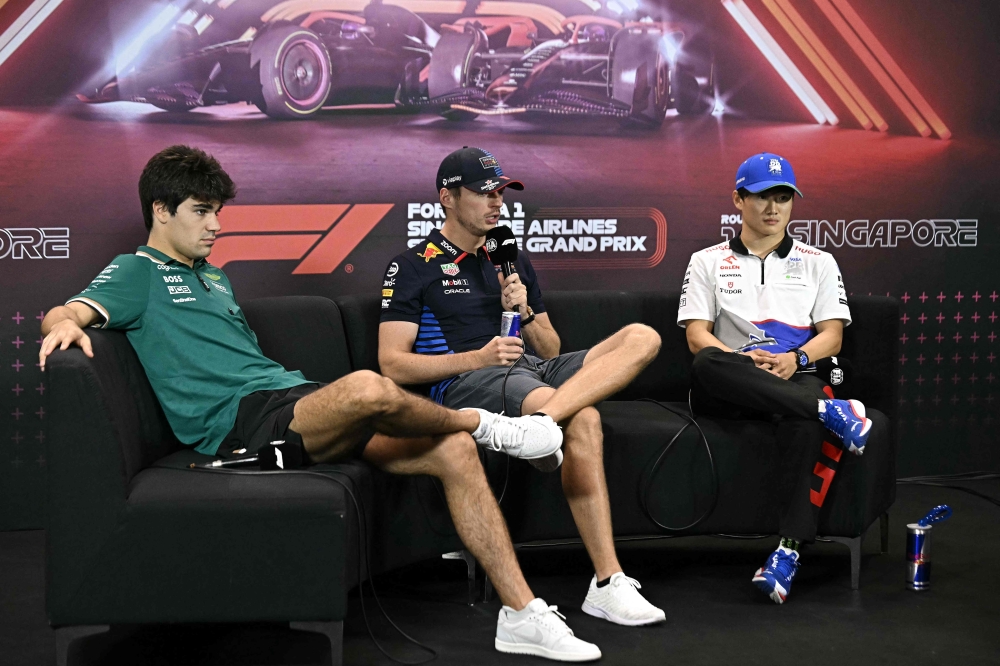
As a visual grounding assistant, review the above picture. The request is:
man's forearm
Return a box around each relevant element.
[40,305,87,336]
[381,349,485,385]
[800,330,841,363]
[522,323,559,359]
[687,328,732,354]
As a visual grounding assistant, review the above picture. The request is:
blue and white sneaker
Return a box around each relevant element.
[752,547,800,604]
[820,399,872,455]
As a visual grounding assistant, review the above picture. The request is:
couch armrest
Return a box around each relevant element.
[840,296,900,420]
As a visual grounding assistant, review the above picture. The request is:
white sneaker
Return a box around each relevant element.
[528,449,564,473]
[496,598,602,662]
[581,573,665,626]
[466,409,563,460]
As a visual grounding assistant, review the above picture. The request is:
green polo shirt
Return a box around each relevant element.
[67,246,311,455]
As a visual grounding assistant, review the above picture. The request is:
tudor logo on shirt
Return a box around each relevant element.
[418,243,444,262]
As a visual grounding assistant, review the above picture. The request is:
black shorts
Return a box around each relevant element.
[217,383,327,459]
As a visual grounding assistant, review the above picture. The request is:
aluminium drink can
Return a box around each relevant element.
[500,311,521,339]
[906,523,932,590]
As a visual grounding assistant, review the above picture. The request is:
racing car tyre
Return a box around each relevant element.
[250,25,332,119]
[428,27,485,121]
[611,31,669,128]
[674,66,709,115]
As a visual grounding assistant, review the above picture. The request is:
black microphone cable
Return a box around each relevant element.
[164,463,438,665]
[636,391,719,532]
[493,345,526,505]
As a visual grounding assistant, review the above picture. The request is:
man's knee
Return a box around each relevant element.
[345,370,400,409]
[622,323,661,362]
[691,346,725,380]
[431,432,481,478]
[565,406,603,455]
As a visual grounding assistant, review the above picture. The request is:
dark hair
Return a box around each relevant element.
[737,185,795,200]
[447,186,463,199]
[139,145,236,231]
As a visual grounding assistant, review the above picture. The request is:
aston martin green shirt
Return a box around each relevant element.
[67,246,310,455]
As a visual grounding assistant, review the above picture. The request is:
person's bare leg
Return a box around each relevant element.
[536,324,660,423]
[289,370,480,461]
[523,388,620,580]
[364,431,534,610]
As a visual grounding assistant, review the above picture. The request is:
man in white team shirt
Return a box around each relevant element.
[677,153,873,604]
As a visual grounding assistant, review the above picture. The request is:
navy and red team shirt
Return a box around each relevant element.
[380,228,546,401]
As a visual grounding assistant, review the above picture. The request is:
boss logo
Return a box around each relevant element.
[163,275,184,283]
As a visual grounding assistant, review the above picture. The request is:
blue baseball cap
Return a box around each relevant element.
[735,153,803,197]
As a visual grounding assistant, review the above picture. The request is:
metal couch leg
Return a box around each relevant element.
[443,549,479,605]
[880,512,890,554]
[291,621,344,666]
[825,536,862,590]
[54,625,110,666]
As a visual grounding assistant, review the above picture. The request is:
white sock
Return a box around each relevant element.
[462,408,491,439]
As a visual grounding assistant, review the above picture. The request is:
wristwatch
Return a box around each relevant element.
[790,348,809,369]
[521,306,536,326]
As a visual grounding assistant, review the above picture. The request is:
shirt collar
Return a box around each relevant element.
[427,228,464,259]
[729,233,794,259]
[136,245,208,268]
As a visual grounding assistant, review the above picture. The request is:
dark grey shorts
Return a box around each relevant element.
[441,349,589,416]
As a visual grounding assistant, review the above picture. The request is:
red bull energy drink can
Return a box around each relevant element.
[500,311,521,339]
[906,523,932,590]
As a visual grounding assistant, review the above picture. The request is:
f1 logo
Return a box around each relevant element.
[209,204,393,274]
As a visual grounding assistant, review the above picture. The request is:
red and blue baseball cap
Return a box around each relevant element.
[437,147,524,194]
[735,152,803,197]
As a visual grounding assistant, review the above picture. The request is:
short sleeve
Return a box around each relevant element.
[677,253,717,327]
[66,255,149,330]
[811,255,852,325]
[379,257,423,324]
[517,253,546,314]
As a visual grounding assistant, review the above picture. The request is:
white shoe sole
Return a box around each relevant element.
[580,599,666,626]
[495,638,601,662]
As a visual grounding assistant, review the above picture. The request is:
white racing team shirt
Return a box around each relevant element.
[677,234,851,353]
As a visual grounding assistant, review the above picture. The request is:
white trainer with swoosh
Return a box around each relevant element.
[465,409,563,460]
[495,598,601,662]
[581,573,666,626]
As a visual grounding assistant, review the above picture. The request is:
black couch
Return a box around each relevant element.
[45,291,898,666]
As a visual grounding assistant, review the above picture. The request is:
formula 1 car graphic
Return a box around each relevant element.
[423,14,713,126]
[79,0,442,118]
[78,0,712,124]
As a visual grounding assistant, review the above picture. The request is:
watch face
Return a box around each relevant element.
[798,352,808,366]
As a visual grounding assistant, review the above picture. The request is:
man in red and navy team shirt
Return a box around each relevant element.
[678,152,874,604]
[379,147,666,660]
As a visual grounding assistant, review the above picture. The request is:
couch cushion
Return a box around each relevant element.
[242,296,353,383]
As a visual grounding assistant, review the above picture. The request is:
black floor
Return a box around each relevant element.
[3,482,999,666]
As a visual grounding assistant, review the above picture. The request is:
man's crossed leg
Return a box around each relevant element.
[286,369,603,662]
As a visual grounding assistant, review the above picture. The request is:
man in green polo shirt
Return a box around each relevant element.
[38,145,603,662]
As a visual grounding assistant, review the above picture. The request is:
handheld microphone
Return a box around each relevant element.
[198,440,306,470]
[484,225,518,278]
